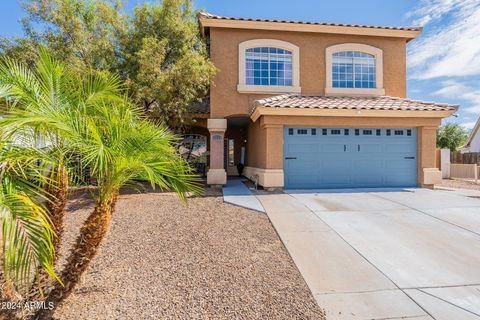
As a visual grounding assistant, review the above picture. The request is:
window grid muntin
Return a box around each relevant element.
[332,51,376,89]
[246,47,293,86]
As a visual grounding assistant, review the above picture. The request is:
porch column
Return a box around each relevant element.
[418,126,442,188]
[207,118,227,185]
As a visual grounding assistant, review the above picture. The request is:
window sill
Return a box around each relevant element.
[237,84,301,94]
[325,87,385,96]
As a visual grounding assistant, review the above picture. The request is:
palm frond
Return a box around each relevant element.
[0,146,61,294]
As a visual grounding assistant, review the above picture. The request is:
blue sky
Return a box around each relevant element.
[1,0,479,129]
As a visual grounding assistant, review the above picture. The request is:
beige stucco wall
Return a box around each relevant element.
[245,115,442,187]
[209,27,407,118]
[246,120,267,169]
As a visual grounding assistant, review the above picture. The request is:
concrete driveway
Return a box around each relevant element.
[256,188,480,320]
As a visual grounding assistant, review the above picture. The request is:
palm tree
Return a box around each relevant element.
[0,140,60,298]
[34,93,201,319]
[0,50,123,297]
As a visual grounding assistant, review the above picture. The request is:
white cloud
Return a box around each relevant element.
[461,121,477,129]
[433,80,480,113]
[407,0,480,79]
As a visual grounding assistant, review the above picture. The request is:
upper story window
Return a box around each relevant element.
[332,51,376,89]
[326,43,385,96]
[238,39,301,94]
[245,47,293,86]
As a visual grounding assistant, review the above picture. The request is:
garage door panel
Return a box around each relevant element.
[385,143,416,153]
[284,127,417,189]
[287,160,317,171]
[322,174,351,184]
[359,144,383,153]
[352,174,384,185]
[322,144,346,153]
[353,159,383,171]
[318,153,349,160]
[322,159,351,170]
[287,144,318,153]
[385,160,416,170]
[288,175,320,187]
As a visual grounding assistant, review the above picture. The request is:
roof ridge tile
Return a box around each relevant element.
[198,11,422,31]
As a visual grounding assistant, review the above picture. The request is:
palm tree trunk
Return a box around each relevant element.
[46,165,69,257]
[34,194,117,320]
[0,271,21,320]
[27,165,69,300]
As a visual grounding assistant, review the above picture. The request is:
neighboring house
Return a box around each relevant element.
[190,12,458,189]
[461,117,480,153]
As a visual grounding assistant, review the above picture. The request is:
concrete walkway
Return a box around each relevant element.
[257,189,480,320]
[222,178,265,212]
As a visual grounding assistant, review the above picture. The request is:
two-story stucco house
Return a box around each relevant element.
[190,12,458,190]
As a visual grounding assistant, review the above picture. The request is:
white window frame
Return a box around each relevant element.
[238,39,301,94]
[325,43,385,96]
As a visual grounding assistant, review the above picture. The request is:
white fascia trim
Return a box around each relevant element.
[325,87,385,96]
[238,39,300,93]
[325,43,384,96]
[237,84,301,94]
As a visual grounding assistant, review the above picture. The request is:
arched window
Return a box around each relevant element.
[325,43,384,96]
[238,39,300,94]
[332,51,376,89]
[245,47,293,86]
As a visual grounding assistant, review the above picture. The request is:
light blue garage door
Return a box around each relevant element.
[284,127,417,189]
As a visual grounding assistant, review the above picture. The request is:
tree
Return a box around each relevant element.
[436,123,469,151]
[1,52,201,317]
[120,0,216,127]
[36,88,201,318]
[8,0,126,71]
[1,0,216,129]
[0,48,124,299]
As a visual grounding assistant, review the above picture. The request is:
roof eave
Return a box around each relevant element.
[251,107,456,122]
[198,17,422,40]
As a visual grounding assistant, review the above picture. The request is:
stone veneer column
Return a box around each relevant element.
[207,118,227,185]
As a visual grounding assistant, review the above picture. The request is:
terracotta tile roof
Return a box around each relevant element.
[254,95,459,112]
[198,12,422,32]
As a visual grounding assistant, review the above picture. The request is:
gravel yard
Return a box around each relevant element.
[53,191,325,319]
[438,178,480,191]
